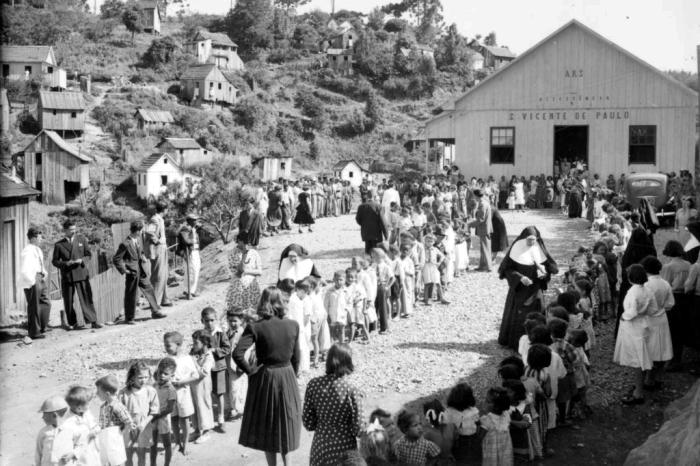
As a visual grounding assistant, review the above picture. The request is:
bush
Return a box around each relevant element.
[294,90,325,131]
[267,47,302,64]
[130,69,159,83]
[231,97,275,132]
[316,70,373,100]
[2,77,41,104]
[334,110,371,138]
[17,111,41,134]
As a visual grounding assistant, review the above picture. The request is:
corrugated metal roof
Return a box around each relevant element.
[135,108,174,123]
[180,64,217,81]
[39,91,86,110]
[194,30,237,47]
[0,172,40,199]
[24,130,91,162]
[482,45,516,59]
[157,138,201,150]
[0,45,53,63]
[138,152,181,171]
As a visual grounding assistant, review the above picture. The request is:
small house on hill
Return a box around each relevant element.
[37,91,86,136]
[252,154,292,181]
[1,45,55,80]
[180,64,239,107]
[0,168,40,325]
[330,29,356,50]
[479,45,516,68]
[139,0,161,34]
[134,108,174,130]
[22,129,90,205]
[333,160,365,187]
[135,152,199,200]
[326,48,354,75]
[185,30,245,71]
[1,89,9,135]
[155,137,209,169]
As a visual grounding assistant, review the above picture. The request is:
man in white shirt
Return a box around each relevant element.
[381,181,401,209]
[19,227,50,339]
[144,202,172,307]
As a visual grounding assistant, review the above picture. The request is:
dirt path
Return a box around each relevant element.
[0,210,694,466]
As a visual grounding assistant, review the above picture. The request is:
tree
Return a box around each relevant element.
[364,90,381,131]
[292,21,319,50]
[225,0,274,58]
[484,31,497,46]
[308,140,320,160]
[100,0,124,19]
[381,0,444,43]
[274,0,310,10]
[435,23,472,70]
[141,36,179,68]
[366,7,385,31]
[122,3,144,45]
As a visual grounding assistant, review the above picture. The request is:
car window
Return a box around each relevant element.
[629,180,662,188]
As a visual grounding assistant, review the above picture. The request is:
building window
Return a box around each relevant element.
[52,110,57,115]
[349,171,353,178]
[210,82,214,87]
[35,153,42,165]
[489,127,515,164]
[48,66,53,73]
[161,175,168,186]
[344,56,348,61]
[280,162,286,169]
[163,158,168,164]
[71,112,77,118]
[629,125,656,164]
[25,65,32,74]
[218,83,222,90]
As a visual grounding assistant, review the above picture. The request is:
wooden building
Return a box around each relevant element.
[0,89,9,135]
[479,45,516,69]
[135,152,200,200]
[326,48,354,75]
[139,0,161,34]
[333,159,366,187]
[252,154,292,181]
[184,30,245,71]
[155,137,210,169]
[37,91,86,136]
[180,64,239,107]
[0,45,56,80]
[424,20,698,179]
[22,130,90,205]
[134,108,174,130]
[0,168,40,325]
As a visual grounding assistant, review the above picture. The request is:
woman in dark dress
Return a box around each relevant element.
[233,287,301,465]
[498,226,558,350]
[294,186,315,233]
[303,343,365,465]
[616,227,658,333]
[491,206,509,262]
[239,197,263,247]
[267,185,284,235]
[568,180,583,218]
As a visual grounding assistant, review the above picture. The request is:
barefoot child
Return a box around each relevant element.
[95,375,134,466]
[36,396,68,466]
[119,363,159,466]
[225,309,248,420]
[190,330,215,444]
[200,307,231,433]
[308,277,330,367]
[163,332,197,455]
[346,268,370,343]
[399,244,415,318]
[422,234,449,305]
[324,271,349,343]
[151,359,177,466]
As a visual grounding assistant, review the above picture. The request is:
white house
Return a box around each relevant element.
[155,137,210,169]
[333,159,365,187]
[135,152,199,200]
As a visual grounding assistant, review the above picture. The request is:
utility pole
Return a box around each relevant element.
[331,0,335,16]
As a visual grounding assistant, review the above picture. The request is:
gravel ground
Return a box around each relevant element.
[1,208,694,466]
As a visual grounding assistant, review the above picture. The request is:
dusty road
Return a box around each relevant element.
[1,209,598,465]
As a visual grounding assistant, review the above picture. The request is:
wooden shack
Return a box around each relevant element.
[139,0,161,34]
[0,169,40,325]
[155,137,209,169]
[134,108,174,130]
[22,130,90,205]
[0,89,9,135]
[0,45,56,80]
[37,91,86,136]
[180,64,239,107]
[423,20,698,179]
[479,45,516,69]
[252,154,293,181]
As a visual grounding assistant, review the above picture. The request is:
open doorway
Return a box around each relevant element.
[64,181,82,203]
[553,126,588,175]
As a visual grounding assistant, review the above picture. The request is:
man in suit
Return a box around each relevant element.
[355,192,387,254]
[144,202,172,307]
[52,220,102,329]
[470,189,494,272]
[113,221,166,324]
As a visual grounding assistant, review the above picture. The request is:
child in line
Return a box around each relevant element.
[288,280,312,371]
[393,410,441,465]
[55,386,101,466]
[119,362,159,466]
[528,325,565,431]
[389,245,404,320]
[369,409,402,450]
[503,379,541,461]
[190,330,215,444]
[399,244,415,318]
[163,331,198,455]
[225,309,249,419]
[568,330,591,419]
[480,387,513,466]
[355,257,378,333]
[523,344,552,455]
[151,359,177,466]
[346,269,370,343]
[308,277,330,367]
[411,204,427,241]
[443,382,480,463]
[36,395,68,466]
[200,307,231,433]
[440,221,456,288]
[95,375,134,466]
[454,223,470,276]
[325,270,350,343]
[408,232,426,302]
[422,234,450,305]
[360,418,391,465]
[371,249,395,335]
[548,318,578,426]
[421,400,455,464]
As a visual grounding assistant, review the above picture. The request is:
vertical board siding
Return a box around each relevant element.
[0,199,30,325]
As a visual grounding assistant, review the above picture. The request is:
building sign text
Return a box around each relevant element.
[508,110,630,121]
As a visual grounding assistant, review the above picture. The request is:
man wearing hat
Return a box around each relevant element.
[178,213,201,297]
[469,188,493,272]
[113,221,165,323]
[19,227,51,339]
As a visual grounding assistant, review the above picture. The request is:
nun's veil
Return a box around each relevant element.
[279,243,309,269]
[498,226,557,279]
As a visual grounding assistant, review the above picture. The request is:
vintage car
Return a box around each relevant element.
[624,172,676,224]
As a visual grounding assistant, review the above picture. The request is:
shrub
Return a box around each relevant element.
[334,110,371,138]
[316,70,373,100]
[267,47,302,64]
[295,90,325,130]
[17,111,41,135]
[231,97,275,132]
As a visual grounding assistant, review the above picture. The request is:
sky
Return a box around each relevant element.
[95,0,700,71]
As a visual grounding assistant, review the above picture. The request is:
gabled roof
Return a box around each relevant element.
[135,108,174,123]
[221,71,242,87]
[180,63,219,81]
[39,91,85,110]
[333,159,364,170]
[156,138,201,150]
[192,30,237,47]
[338,20,354,32]
[481,45,516,59]
[0,171,40,199]
[138,152,181,171]
[24,130,91,162]
[0,45,54,64]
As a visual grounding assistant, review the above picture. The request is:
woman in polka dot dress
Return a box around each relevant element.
[303,343,365,465]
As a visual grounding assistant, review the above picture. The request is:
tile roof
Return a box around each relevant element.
[0,45,53,63]
[24,130,91,162]
[333,159,363,170]
[157,138,201,150]
[0,171,40,199]
[138,152,181,171]
[194,30,237,47]
[482,45,516,59]
[180,63,217,81]
[135,108,174,123]
[39,91,85,110]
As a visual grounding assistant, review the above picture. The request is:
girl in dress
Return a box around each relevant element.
[355,256,378,333]
[507,189,516,211]
[523,344,551,456]
[399,244,415,318]
[502,379,540,462]
[443,383,480,463]
[119,362,159,466]
[480,387,513,466]
[422,234,449,305]
[294,186,315,234]
[567,330,591,419]
[614,264,657,405]
[225,233,262,317]
[454,222,470,277]
[190,330,215,444]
